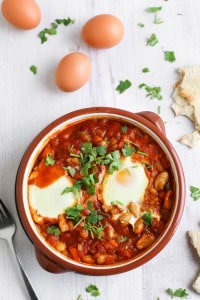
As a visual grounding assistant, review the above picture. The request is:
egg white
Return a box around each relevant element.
[29,175,75,218]
[102,157,148,208]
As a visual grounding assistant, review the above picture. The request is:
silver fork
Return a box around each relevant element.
[0,198,39,300]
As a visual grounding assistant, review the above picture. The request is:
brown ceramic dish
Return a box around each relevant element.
[15,107,185,275]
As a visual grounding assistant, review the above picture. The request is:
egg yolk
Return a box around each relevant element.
[116,168,133,185]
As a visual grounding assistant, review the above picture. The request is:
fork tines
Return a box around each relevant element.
[0,199,12,227]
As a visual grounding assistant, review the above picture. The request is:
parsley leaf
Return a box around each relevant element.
[142,67,150,73]
[85,284,100,297]
[63,166,76,177]
[65,203,84,224]
[87,210,103,225]
[76,295,83,300]
[154,15,163,24]
[47,225,61,236]
[121,125,127,133]
[164,51,176,62]
[138,23,145,28]
[190,186,200,201]
[166,288,189,298]
[44,153,55,166]
[29,65,37,75]
[139,83,162,100]
[147,7,162,13]
[143,212,153,226]
[122,142,136,157]
[116,80,132,94]
[62,181,82,198]
[38,18,74,44]
[146,33,158,46]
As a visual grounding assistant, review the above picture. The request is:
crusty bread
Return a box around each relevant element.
[172,66,200,148]
[188,230,200,294]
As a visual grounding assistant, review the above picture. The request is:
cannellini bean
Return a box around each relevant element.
[136,233,155,250]
[58,214,69,232]
[154,171,169,191]
[105,225,115,239]
[82,255,95,264]
[96,255,106,264]
[128,202,139,217]
[32,210,44,225]
[55,241,66,252]
[133,218,145,235]
[119,212,132,226]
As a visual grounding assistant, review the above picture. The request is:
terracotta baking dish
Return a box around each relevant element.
[15,107,185,275]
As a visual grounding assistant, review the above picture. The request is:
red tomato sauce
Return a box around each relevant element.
[28,118,175,265]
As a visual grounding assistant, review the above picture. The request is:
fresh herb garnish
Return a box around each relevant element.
[166,288,189,298]
[85,284,100,297]
[154,15,163,24]
[47,225,61,236]
[143,212,153,226]
[65,203,84,224]
[38,18,74,44]
[76,295,83,300]
[147,7,162,13]
[142,67,150,73]
[121,125,127,133]
[116,80,132,93]
[190,186,200,201]
[138,23,145,28]
[146,33,158,46]
[122,142,136,157]
[111,200,124,206]
[29,65,37,75]
[63,166,76,177]
[158,105,161,114]
[139,83,163,100]
[120,236,128,243]
[44,153,55,166]
[164,51,176,62]
[62,181,82,198]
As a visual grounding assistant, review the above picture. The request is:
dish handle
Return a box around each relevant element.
[137,111,166,135]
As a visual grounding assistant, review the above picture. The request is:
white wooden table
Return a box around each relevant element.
[1,0,200,299]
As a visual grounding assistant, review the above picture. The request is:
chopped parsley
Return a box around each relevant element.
[111,200,124,206]
[85,284,100,297]
[116,80,132,93]
[47,225,61,236]
[147,7,162,13]
[120,236,128,243]
[121,125,127,133]
[190,186,200,201]
[44,153,55,166]
[142,67,150,73]
[146,33,158,46]
[76,295,83,300]
[63,166,76,177]
[143,212,153,226]
[122,142,136,157]
[139,83,163,100]
[29,65,37,75]
[164,51,176,62]
[154,15,163,24]
[166,288,189,298]
[138,23,145,28]
[38,18,74,44]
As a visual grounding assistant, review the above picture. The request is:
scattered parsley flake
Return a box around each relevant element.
[86,284,100,297]
[76,295,83,300]
[138,23,145,28]
[164,51,176,62]
[158,105,161,114]
[116,80,132,93]
[139,83,163,100]
[166,288,189,298]
[146,33,158,46]
[142,67,150,73]
[63,166,76,177]
[190,186,200,201]
[44,153,55,166]
[30,65,37,75]
[121,125,127,133]
[38,18,74,44]
[143,212,153,226]
[147,7,162,13]
[47,225,61,236]
[120,236,128,243]
[154,15,163,24]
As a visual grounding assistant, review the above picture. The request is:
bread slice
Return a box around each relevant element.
[188,230,200,294]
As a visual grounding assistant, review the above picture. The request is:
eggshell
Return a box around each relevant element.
[1,0,41,30]
[55,52,92,92]
[82,14,124,49]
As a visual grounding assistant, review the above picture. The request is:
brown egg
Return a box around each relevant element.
[82,14,124,49]
[1,0,41,30]
[55,52,92,92]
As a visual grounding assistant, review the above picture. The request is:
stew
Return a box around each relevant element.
[28,117,175,265]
